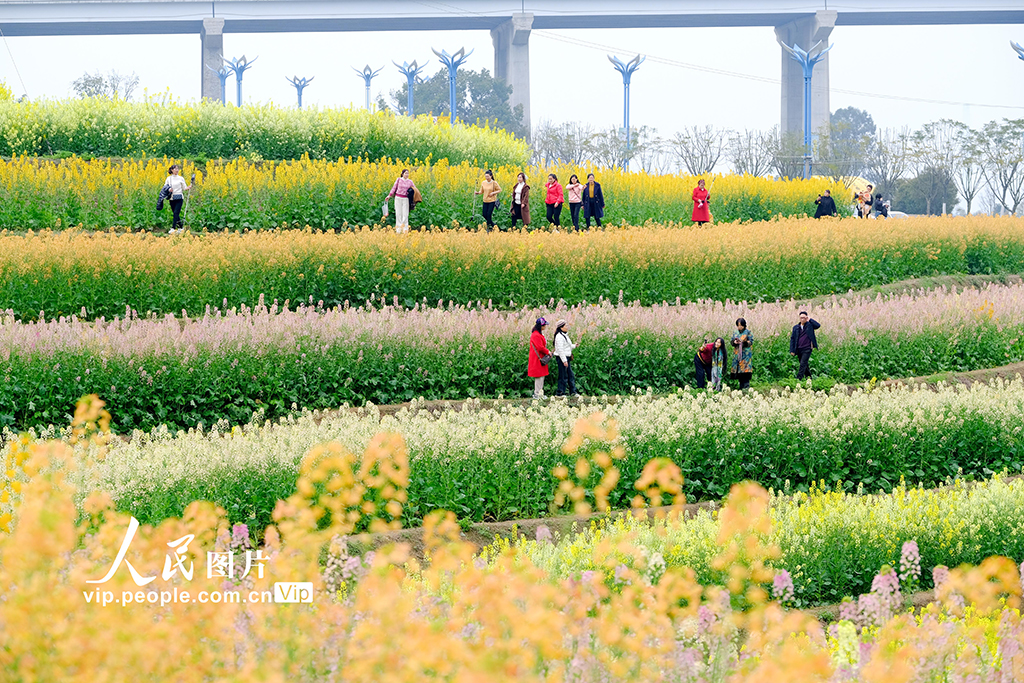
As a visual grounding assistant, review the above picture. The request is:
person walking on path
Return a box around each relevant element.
[552,319,578,396]
[474,169,501,230]
[582,173,604,229]
[528,317,551,399]
[710,337,727,392]
[386,169,418,233]
[814,189,837,218]
[691,179,711,226]
[565,174,584,231]
[789,311,821,381]
[544,174,564,228]
[730,318,754,390]
[164,164,191,232]
[510,172,531,229]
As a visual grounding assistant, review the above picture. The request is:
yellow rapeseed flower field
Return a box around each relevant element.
[0,154,851,230]
[0,214,1021,316]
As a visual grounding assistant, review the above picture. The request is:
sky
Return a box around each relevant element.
[2,22,1024,136]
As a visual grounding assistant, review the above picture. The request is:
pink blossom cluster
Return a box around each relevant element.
[1,283,1021,361]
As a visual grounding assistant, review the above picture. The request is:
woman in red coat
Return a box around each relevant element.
[692,178,711,226]
[528,317,551,399]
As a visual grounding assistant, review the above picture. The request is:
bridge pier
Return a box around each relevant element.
[491,13,533,136]
[201,18,225,102]
[774,10,836,143]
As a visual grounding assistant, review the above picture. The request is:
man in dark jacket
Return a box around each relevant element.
[789,311,821,380]
[813,190,837,218]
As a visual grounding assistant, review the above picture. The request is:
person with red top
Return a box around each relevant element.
[544,174,564,228]
[692,178,711,226]
[528,317,551,399]
[695,339,715,389]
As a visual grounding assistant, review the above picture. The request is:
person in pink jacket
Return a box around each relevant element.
[544,174,564,228]
[565,174,584,231]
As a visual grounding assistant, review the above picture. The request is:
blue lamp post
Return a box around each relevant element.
[608,54,645,170]
[394,60,427,117]
[207,65,231,104]
[780,40,833,179]
[1013,41,1024,62]
[224,55,257,107]
[353,65,384,110]
[432,47,473,124]
[286,76,314,109]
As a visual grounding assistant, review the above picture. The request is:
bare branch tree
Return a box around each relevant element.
[631,126,665,174]
[866,127,912,204]
[728,129,774,177]
[670,125,728,175]
[72,70,140,100]
[766,127,807,180]
[531,120,595,166]
[976,118,1024,215]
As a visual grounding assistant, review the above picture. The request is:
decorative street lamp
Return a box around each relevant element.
[394,60,427,117]
[353,65,384,110]
[608,54,645,170]
[1013,41,1024,62]
[286,76,314,109]
[224,55,257,107]
[432,47,473,124]
[779,40,833,179]
[207,65,231,104]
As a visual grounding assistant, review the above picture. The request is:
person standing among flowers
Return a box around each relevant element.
[814,189,837,218]
[510,172,531,229]
[474,169,501,230]
[789,311,821,381]
[694,339,714,389]
[164,164,191,232]
[691,178,711,226]
[565,174,584,230]
[528,317,551,399]
[710,337,727,391]
[544,174,564,228]
[730,318,754,390]
[386,168,418,234]
[553,319,578,397]
[582,173,604,229]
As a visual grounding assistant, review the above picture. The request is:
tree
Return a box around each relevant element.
[912,119,986,214]
[830,107,876,141]
[865,127,912,204]
[380,67,527,139]
[71,70,139,100]
[587,127,633,169]
[814,122,870,184]
[897,167,958,215]
[670,125,728,175]
[728,129,774,177]
[767,127,807,180]
[976,118,1024,215]
[630,126,667,174]
[531,120,594,166]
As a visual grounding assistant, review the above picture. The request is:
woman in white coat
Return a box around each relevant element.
[553,319,579,396]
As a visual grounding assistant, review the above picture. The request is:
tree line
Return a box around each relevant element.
[532,108,1024,216]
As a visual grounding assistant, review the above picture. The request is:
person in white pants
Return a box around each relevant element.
[386,169,418,234]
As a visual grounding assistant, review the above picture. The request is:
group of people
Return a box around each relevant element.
[475,171,606,231]
[526,312,822,399]
[813,184,890,219]
[384,169,720,233]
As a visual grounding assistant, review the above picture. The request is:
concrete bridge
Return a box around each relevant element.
[2,1,1023,138]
